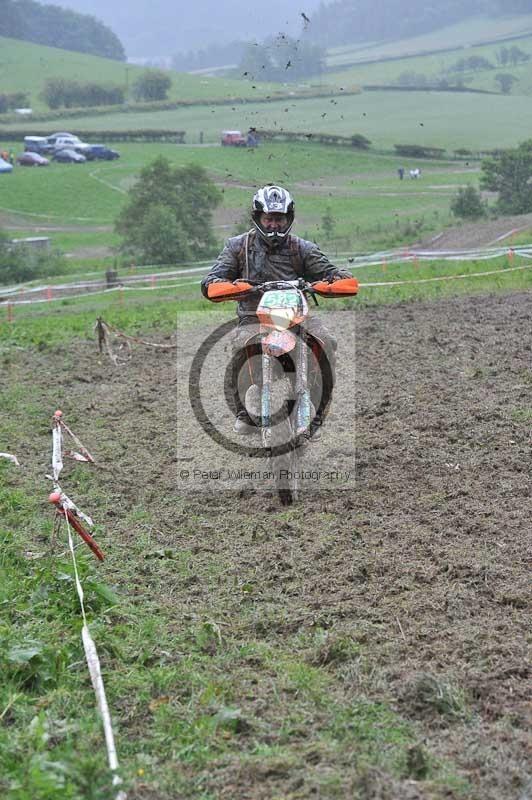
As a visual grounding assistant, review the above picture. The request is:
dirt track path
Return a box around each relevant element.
[6,289,530,798]
[412,211,532,250]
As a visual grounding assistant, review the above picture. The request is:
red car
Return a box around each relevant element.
[17,151,50,167]
[221,130,247,147]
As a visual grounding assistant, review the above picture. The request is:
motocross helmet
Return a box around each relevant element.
[251,184,295,247]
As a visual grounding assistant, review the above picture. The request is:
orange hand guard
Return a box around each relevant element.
[312,277,359,297]
[206,281,253,302]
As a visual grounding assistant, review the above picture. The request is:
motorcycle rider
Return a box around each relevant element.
[201,184,351,438]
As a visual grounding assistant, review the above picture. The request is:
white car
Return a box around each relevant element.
[47,134,92,155]
[47,132,81,144]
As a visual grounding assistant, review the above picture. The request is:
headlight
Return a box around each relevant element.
[270,309,294,330]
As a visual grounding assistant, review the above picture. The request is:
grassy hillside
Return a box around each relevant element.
[325,14,532,67]
[0,37,277,112]
[5,89,532,151]
[323,35,532,96]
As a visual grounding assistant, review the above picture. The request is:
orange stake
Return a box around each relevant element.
[48,492,105,562]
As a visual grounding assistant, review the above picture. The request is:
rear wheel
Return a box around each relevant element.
[269,376,300,505]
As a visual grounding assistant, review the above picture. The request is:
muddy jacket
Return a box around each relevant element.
[201,230,351,318]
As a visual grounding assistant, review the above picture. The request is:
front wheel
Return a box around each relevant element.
[268,376,301,505]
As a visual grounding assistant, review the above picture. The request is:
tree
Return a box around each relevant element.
[0,0,125,60]
[115,157,222,264]
[494,73,517,94]
[321,206,336,240]
[450,186,486,220]
[508,45,530,66]
[133,206,190,264]
[132,70,172,102]
[496,46,509,66]
[480,139,532,214]
[0,92,29,113]
[41,78,124,109]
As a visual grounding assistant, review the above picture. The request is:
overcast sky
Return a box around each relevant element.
[40,0,325,58]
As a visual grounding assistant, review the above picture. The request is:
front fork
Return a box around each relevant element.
[261,351,272,448]
[260,332,311,448]
[295,333,311,436]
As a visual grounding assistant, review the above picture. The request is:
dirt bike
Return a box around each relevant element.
[207,276,359,504]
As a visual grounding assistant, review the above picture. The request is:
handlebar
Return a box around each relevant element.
[206,275,359,302]
[234,278,315,294]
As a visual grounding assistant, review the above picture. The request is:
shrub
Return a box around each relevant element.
[0,92,29,113]
[132,70,172,102]
[394,144,446,158]
[41,78,125,109]
[481,139,532,214]
[0,234,67,284]
[450,186,486,220]
[494,73,517,94]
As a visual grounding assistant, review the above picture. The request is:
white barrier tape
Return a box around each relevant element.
[1,263,213,296]
[2,282,195,306]
[0,452,20,465]
[97,318,177,350]
[60,418,95,464]
[361,263,532,287]
[52,484,94,527]
[63,510,126,799]
[4,262,531,308]
[3,244,532,300]
[3,257,531,309]
[346,249,532,270]
[52,422,63,481]
[81,625,126,799]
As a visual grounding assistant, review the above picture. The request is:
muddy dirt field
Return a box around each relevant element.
[6,291,531,799]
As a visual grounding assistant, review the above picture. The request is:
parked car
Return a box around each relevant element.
[52,149,86,163]
[49,136,92,155]
[46,132,82,145]
[47,131,78,139]
[0,157,13,173]
[87,144,120,160]
[24,136,53,154]
[17,151,50,167]
[221,130,247,147]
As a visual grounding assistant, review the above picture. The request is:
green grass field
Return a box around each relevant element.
[325,14,532,67]
[323,33,532,96]
[0,140,480,267]
[5,89,531,151]
[0,36,279,112]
